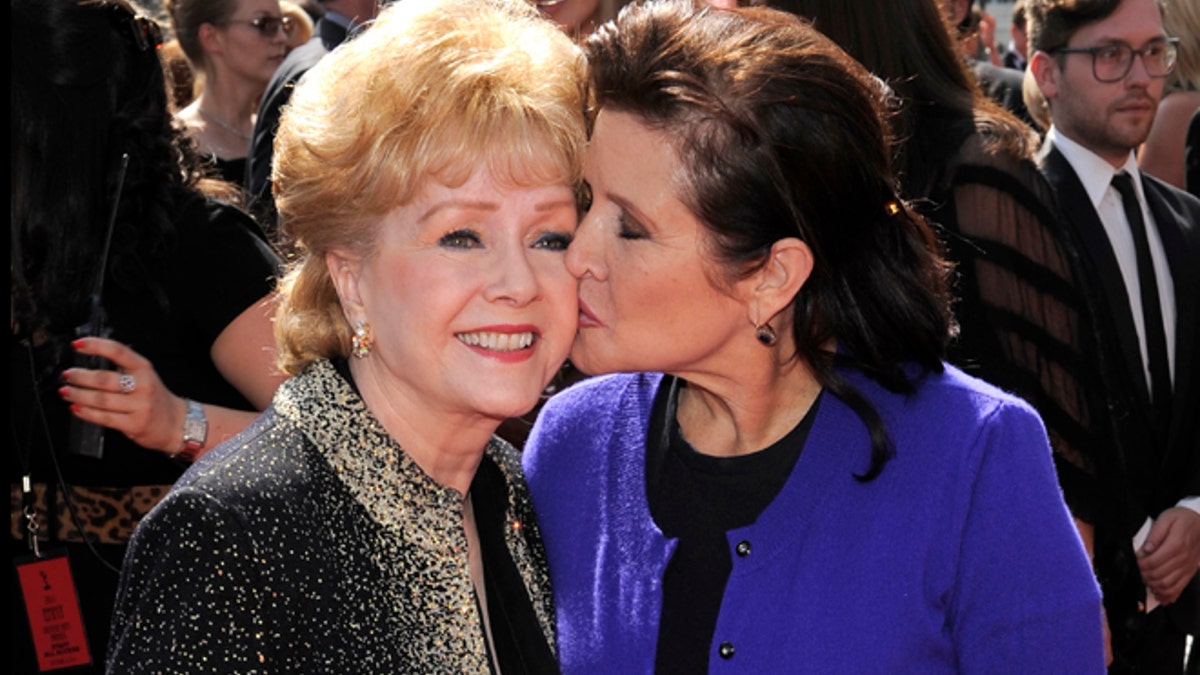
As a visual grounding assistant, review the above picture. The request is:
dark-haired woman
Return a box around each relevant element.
[165,0,290,185]
[10,0,283,670]
[768,0,1117,572]
[522,1,1105,671]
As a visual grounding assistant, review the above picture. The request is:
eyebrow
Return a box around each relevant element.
[418,200,497,224]
[535,198,578,213]
[607,191,656,228]
[418,197,576,223]
[1084,34,1169,47]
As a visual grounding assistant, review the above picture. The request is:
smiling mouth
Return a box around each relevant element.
[455,331,536,352]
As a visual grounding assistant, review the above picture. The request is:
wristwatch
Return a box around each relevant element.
[178,398,207,461]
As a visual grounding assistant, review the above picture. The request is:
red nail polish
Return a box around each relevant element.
[70,404,81,414]
[61,370,71,382]
[58,386,70,398]
[72,338,85,349]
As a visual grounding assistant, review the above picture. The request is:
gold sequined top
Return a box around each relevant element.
[108,358,556,673]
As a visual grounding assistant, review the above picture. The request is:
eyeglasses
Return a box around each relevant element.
[220,15,293,37]
[1050,38,1179,83]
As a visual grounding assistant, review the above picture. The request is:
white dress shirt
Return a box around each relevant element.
[1048,127,1177,387]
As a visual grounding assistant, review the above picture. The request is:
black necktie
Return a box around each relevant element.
[1111,172,1172,427]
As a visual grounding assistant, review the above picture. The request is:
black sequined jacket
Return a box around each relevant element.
[107,358,556,673]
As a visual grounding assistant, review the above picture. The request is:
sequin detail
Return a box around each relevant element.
[108,359,556,672]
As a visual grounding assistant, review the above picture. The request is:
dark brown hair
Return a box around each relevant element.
[586,0,955,478]
[1025,0,1159,55]
[769,0,1037,199]
[12,0,218,348]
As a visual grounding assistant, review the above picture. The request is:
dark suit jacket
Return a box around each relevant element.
[972,60,1035,131]
[245,18,349,226]
[1038,142,1200,653]
[1001,48,1026,72]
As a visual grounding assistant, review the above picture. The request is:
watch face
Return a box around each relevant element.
[183,419,204,443]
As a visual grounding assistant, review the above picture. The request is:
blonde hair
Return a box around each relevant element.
[280,0,314,50]
[272,0,588,375]
[1163,0,1199,92]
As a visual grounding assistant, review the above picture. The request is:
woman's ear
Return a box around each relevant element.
[744,237,814,323]
[197,22,224,57]
[326,250,365,322]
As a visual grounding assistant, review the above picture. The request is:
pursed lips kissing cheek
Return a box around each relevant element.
[576,300,601,328]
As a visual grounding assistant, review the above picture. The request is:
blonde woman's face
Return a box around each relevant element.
[337,166,580,422]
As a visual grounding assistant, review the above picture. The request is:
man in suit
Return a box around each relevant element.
[1002,0,1029,71]
[941,0,1037,129]
[1028,0,1200,672]
[245,0,381,231]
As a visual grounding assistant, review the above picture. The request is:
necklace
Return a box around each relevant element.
[197,109,251,142]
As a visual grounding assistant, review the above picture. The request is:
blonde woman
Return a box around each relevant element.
[108,0,586,670]
[1138,0,1199,191]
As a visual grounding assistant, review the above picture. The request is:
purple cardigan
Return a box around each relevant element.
[523,367,1106,673]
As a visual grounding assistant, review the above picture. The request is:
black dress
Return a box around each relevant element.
[10,194,281,673]
[208,154,249,189]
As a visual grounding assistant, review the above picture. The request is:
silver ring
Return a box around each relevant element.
[118,373,137,394]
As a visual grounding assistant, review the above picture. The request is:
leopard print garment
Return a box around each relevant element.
[9,483,170,544]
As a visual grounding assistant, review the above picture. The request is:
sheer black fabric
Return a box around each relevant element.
[922,128,1115,525]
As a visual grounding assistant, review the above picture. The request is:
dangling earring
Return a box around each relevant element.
[351,320,374,359]
[755,323,778,347]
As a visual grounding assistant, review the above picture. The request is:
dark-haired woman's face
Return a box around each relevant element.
[565,110,753,377]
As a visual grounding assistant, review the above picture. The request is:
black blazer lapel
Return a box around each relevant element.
[1141,175,1200,488]
[1039,145,1152,406]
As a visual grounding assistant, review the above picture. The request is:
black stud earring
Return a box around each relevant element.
[755,324,777,346]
